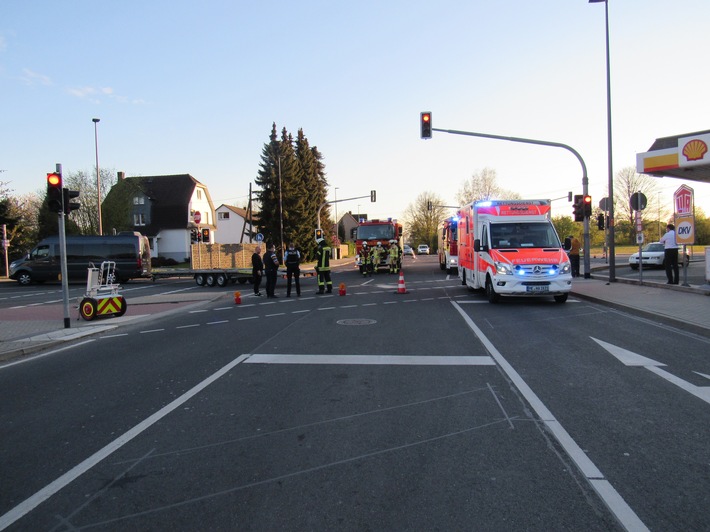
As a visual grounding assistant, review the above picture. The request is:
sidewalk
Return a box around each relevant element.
[1,265,708,364]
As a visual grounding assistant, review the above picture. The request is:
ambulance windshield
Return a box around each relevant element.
[490,222,561,249]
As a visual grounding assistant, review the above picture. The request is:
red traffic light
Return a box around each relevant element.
[47,173,62,187]
[583,195,592,217]
[420,111,432,139]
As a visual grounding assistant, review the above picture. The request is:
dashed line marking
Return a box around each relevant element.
[207,320,229,325]
[176,324,200,329]
[140,329,165,334]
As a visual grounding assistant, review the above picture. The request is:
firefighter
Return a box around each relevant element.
[360,242,371,277]
[372,241,384,273]
[388,240,399,274]
[314,237,332,294]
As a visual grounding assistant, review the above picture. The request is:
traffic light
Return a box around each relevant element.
[370,190,376,202]
[427,200,433,211]
[420,112,432,139]
[201,228,210,243]
[190,228,199,243]
[62,188,81,214]
[315,228,324,240]
[573,194,584,222]
[47,172,63,213]
[597,213,605,230]
[583,195,592,217]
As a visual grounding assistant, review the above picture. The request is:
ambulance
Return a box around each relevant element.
[457,199,572,303]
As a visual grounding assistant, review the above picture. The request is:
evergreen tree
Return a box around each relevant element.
[295,130,329,259]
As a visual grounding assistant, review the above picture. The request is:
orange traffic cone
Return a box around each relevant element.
[395,270,407,294]
[339,282,347,296]
[234,291,242,304]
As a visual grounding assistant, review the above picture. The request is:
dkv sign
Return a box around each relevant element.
[674,185,695,245]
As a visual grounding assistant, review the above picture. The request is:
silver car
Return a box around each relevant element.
[628,242,690,270]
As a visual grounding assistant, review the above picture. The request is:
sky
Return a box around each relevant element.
[2,0,710,224]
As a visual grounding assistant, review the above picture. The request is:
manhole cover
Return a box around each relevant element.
[336,318,377,326]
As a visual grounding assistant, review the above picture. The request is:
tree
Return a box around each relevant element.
[401,191,447,249]
[455,167,521,205]
[614,166,666,243]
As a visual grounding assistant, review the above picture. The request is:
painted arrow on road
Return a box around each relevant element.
[592,337,710,406]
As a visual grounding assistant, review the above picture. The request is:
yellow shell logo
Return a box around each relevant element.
[682,139,708,161]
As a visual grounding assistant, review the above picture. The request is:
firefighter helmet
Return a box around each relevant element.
[376,241,382,246]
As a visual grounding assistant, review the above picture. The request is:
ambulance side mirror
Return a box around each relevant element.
[474,239,482,252]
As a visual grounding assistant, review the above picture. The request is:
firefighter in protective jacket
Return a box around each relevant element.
[387,240,399,274]
[314,238,332,294]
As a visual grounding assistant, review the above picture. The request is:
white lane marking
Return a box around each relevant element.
[207,320,229,325]
[0,340,96,370]
[238,316,258,321]
[139,329,165,334]
[246,354,494,366]
[176,324,200,329]
[0,355,250,530]
[100,334,129,339]
[452,302,648,532]
[189,310,208,314]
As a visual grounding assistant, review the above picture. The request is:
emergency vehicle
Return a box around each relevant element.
[457,200,572,303]
[438,216,459,273]
[355,218,403,274]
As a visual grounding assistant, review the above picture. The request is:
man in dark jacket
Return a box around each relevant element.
[284,242,301,297]
[251,246,263,296]
[263,243,280,298]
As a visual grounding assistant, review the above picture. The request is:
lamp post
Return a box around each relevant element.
[334,187,339,240]
[277,156,284,264]
[92,118,102,235]
[590,0,615,282]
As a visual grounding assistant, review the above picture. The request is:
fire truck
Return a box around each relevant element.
[457,200,572,303]
[438,216,459,273]
[355,218,403,274]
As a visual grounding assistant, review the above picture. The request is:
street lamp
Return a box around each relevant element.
[590,0,615,282]
[277,155,284,264]
[92,118,102,235]
[334,187,339,240]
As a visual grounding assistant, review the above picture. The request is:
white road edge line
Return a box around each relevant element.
[450,301,648,532]
[0,354,250,531]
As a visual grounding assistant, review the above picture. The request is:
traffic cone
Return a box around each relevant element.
[339,282,346,296]
[395,270,407,294]
[234,291,242,304]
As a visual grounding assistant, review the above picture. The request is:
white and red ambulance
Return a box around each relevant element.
[457,199,572,303]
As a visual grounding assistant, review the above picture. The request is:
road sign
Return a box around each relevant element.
[194,211,202,224]
[674,185,695,245]
[674,185,693,215]
[630,192,647,211]
[255,233,264,242]
[599,197,609,211]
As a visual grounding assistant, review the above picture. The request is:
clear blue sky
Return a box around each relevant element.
[2,0,709,221]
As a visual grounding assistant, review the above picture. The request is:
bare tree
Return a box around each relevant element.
[401,191,446,248]
[455,167,521,205]
[614,166,668,227]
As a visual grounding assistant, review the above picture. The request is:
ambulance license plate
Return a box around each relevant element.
[526,285,549,293]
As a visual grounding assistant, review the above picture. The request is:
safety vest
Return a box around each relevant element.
[316,246,331,271]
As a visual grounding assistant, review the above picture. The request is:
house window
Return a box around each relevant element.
[134,213,146,226]
[196,189,202,200]
[218,212,230,220]
[133,196,145,205]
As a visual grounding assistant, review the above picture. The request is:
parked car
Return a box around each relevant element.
[628,242,690,270]
[403,244,414,256]
[417,244,430,255]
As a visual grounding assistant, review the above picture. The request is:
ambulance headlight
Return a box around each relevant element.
[495,262,514,275]
[560,261,571,275]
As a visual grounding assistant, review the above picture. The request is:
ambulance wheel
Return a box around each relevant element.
[485,277,500,304]
[195,274,206,286]
[206,274,216,287]
[115,297,127,317]
[80,298,97,321]
[460,268,466,285]
[216,274,228,287]
[554,294,568,304]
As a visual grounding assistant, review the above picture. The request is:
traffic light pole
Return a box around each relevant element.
[432,127,591,279]
[316,193,375,231]
[56,163,71,328]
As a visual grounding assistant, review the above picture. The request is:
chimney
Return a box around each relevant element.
[117,171,125,181]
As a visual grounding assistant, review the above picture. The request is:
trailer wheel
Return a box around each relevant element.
[80,298,97,321]
[237,278,248,284]
[206,274,216,287]
[195,274,206,286]
[485,277,500,304]
[216,273,228,287]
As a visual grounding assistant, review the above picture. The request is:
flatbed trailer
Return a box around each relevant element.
[151,266,318,287]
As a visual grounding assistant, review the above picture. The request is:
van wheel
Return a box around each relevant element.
[485,277,500,303]
[554,293,568,304]
[216,274,228,287]
[195,274,206,286]
[16,271,32,286]
[460,268,466,285]
[206,274,216,287]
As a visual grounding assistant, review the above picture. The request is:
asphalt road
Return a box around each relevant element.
[1,256,709,530]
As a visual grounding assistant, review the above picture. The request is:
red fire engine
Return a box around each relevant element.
[355,218,403,274]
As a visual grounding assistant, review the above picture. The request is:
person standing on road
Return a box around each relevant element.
[263,242,280,298]
[568,235,581,278]
[314,237,332,294]
[251,246,264,296]
[284,242,301,297]
[660,223,679,284]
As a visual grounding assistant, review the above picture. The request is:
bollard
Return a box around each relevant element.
[339,282,346,296]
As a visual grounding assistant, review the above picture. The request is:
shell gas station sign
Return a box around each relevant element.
[637,132,710,175]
